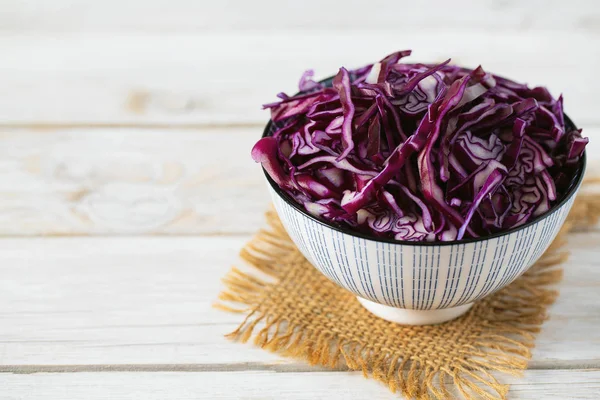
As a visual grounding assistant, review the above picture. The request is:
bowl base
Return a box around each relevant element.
[357,297,473,325]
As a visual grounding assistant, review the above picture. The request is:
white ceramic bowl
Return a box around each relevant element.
[263,119,586,325]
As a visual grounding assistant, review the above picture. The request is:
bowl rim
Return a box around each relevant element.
[261,112,587,246]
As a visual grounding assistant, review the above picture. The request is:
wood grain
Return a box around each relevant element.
[2,370,600,399]
[0,126,596,236]
[0,31,598,125]
[3,0,599,33]
[0,233,599,367]
[1,3,599,398]
[0,128,269,235]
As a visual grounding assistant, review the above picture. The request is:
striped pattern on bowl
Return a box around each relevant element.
[270,186,577,310]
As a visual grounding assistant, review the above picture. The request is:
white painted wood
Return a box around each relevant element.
[0,127,596,236]
[0,233,599,367]
[0,2,599,396]
[0,32,598,125]
[2,0,598,33]
[0,128,269,235]
[0,235,282,365]
[2,370,600,399]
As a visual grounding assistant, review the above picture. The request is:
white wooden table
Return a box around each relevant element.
[1,1,600,398]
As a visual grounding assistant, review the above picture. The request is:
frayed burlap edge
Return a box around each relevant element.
[215,178,600,400]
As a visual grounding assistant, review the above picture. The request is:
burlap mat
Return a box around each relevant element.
[216,178,600,400]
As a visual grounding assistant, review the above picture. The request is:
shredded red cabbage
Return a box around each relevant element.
[252,50,588,241]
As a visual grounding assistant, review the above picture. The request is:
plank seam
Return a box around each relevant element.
[1,362,600,374]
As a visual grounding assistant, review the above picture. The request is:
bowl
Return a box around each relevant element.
[261,116,586,325]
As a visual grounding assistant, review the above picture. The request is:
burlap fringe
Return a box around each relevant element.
[216,179,600,400]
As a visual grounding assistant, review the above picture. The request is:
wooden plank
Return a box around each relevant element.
[0,233,599,367]
[0,127,270,235]
[1,370,600,399]
[0,235,284,365]
[2,0,598,33]
[0,126,597,237]
[0,32,598,125]
[0,124,594,238]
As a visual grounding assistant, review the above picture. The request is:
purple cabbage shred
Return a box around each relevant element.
[253,51,588,241]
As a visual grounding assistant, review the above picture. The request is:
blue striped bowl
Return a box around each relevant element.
[263,120,586,325]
